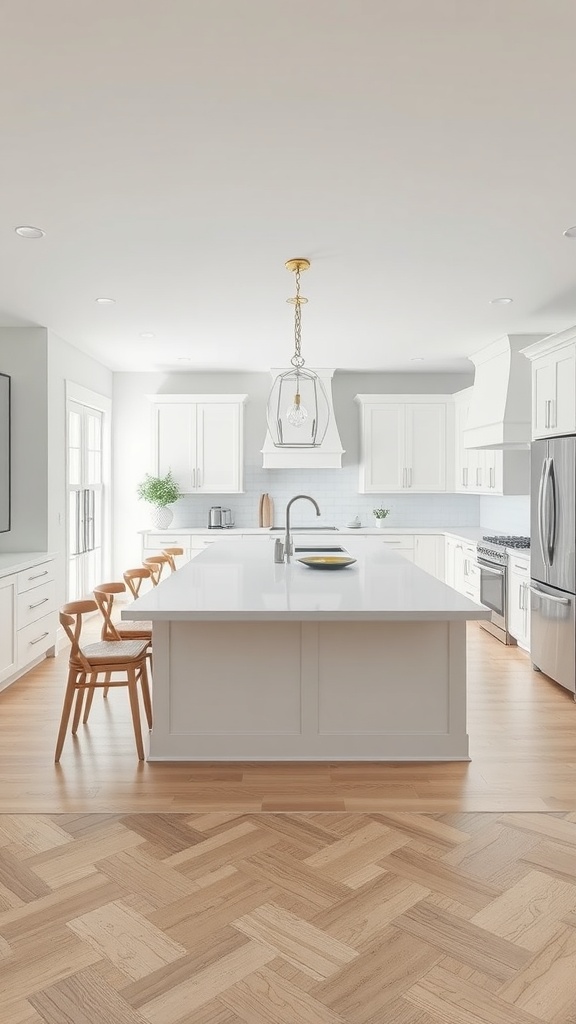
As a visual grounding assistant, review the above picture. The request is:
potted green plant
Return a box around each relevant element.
[137,470,182,529]
[372,505,391,528]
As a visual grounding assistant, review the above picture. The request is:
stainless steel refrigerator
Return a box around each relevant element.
[530,436,576,695]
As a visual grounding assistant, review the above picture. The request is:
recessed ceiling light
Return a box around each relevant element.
[410,357,425,362]
[95,297,116,305]
[15,225,45,238]
[489,297,513,305]
[177,357,192,362]
[139,332,155,339]
[563,226,576,238]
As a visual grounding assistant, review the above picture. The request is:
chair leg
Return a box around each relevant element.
[55,669,80,762]
[139,660,153,730]
[82,675,97,724]
[127,667,145,760]
[71,687,85,734]
[103,671,111,698]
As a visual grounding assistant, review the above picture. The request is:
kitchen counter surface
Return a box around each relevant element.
[138,525,490,540]
[0,552,55,579]
[125,536,490,623]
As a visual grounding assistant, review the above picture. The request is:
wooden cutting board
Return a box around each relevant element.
[258,493,265,528]
[262,493,274,528]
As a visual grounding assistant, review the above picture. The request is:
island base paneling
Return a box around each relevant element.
[148,619,469,761]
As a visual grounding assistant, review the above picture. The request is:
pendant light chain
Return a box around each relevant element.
[291,265,305,368]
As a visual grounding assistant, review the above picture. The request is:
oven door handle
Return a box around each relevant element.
[529,585,570,606]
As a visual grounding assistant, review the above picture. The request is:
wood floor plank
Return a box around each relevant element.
[138,941,276,1024]
[29,965,149,1024]
[220,966,348,1023]
[405,964,544,1024]
[499,924,576,1022]
[67,899,187,980]
[232,902,358,980]
[471,869,576,951]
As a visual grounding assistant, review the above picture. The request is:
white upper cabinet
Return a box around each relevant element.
[453,388,529,495]
[522,331,576,438]
[356,396,448,493]
[148,395,246,494]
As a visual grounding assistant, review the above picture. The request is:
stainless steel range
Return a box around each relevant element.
[476,535,530,644]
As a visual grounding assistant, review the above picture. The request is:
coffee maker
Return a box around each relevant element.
[207,506,234,529]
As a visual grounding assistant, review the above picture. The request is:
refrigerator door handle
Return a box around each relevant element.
[546,459,557,566]
[537,457,549,567]
[529,585,571,606]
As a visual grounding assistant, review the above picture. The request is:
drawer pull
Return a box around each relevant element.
[29,597,49,609]
[28,570,49,581]
[29,631,49,645]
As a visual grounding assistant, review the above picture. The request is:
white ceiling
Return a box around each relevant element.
[1,0,576,373]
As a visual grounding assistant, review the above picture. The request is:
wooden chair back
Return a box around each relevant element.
[93,582,126,641]
[162,546,184,572]
[143,555,170,585]
[124,566,151,598]
[59,600,98,672]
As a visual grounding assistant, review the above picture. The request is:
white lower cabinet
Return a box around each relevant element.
[414,535,445,580]
[508,556,531,650]
[375,534,415,561]
[0,575,17,683]
[0,557,57,692]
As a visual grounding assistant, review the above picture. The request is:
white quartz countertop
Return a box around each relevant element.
[0,552,55,579]
[124,537,491,623]
[139,525,489,540]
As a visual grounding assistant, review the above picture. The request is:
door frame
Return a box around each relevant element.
[65,382,112,598]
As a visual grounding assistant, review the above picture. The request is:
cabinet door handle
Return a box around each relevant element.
[29,631,49,645]
[29,597,49,610]
[28,570,49,581]
[476,468,480,486]
[464,467,468,487]
[408,468,412,487]
[551,399,556,429]
[197,467,202,488]
[490,467,494,488]
[191,468,196,488]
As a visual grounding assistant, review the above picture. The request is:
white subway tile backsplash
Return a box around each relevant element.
[171,462,482,529]
[479,495,530,535]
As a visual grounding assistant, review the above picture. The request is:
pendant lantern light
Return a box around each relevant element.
[266,258,330,448]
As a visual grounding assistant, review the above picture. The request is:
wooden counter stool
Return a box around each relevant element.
[55,600,152,762]
[162,546,184,572]
[143,554,170,585]
[94,581,153,701]
[124,566,152,598]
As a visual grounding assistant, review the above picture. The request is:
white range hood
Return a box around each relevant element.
[464,334,545,450]
[262,368,345,468]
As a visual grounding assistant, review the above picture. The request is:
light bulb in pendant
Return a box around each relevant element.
[286,392,308,427]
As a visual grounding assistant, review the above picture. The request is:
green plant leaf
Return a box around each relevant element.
[137,470,181,507]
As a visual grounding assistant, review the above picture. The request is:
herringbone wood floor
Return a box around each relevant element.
[2,811,576,1023]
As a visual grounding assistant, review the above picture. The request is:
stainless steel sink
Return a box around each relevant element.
[269,526,339,531]
[294,546,346,553]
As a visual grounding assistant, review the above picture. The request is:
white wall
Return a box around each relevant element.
[0,328,49,553]
[480,495,530,535]
[113,369,478,570]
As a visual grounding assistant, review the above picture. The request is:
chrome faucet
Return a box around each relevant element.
[275,494,321,563]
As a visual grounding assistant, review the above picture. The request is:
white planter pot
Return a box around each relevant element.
[150,505,173,529]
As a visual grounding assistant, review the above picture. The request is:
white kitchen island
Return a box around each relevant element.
[123,537,490,761]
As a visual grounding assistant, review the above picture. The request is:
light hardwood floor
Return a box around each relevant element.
[2,810,576,1024]
[1,622,575,812]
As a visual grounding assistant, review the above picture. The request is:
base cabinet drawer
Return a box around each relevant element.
[17,611,56,668]
[17,580,56,629]
[17,562,54,594]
